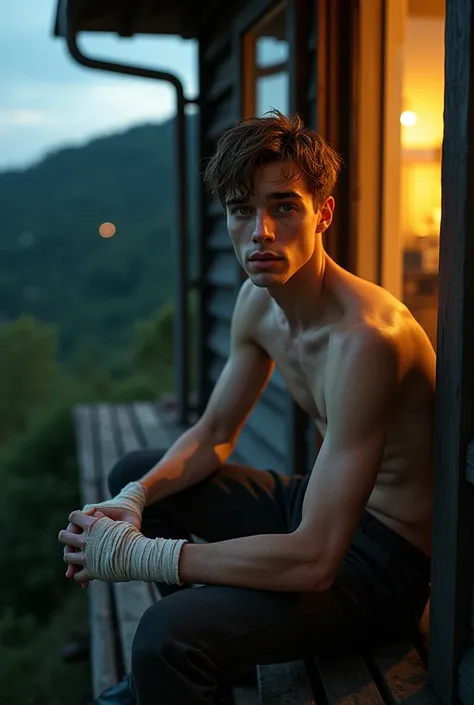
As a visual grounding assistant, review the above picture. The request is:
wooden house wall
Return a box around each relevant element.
[429,1,474,703]
[195,0,326,475]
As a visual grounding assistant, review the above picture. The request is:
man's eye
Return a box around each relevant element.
[233,207,252,216]
[278,203,296,213]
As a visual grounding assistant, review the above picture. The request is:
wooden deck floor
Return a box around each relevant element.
[73,398,435,705]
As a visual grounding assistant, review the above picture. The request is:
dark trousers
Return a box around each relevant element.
[108,449,431,705]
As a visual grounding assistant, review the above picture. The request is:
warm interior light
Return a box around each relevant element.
[400,111,417,127]
[432,207,441,228]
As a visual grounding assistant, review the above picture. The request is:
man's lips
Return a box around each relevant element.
[248,253,282,261]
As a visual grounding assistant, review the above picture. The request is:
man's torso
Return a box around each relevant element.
[246,260,436,555]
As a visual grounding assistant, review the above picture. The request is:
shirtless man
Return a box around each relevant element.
[58,111,435,705]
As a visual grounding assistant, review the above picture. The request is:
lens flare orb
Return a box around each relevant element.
[99,222,116,238]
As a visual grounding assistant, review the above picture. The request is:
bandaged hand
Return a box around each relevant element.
[82,481,147,529]
[85,516,187,585]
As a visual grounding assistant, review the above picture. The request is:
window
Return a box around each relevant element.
[242,2,289,117]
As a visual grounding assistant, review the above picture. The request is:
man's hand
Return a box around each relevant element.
[81,481,146,532]
[79,505,142,531]
[59,510,106,588]
[63,507,97,587]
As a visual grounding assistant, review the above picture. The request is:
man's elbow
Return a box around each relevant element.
[296,560,336,592]
[289,534,337,592]
[286,540,337,592]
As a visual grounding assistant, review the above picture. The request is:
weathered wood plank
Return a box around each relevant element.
[112,404,144,453]
[471,588,474,632]
[235,423,286,472]
[429,0,474,702]
[257,662,315,705]
[130,401,175,450]
[96,404,155,675]
[233,685,261,705]
[466,440,474,485]
[207,253,238,288]
[208,289,237,322]
[458,646,474,705]
[155,399,187,445]
[73,404,118,697]
[370,639,439,705]
[74,404,101,506]
[416,602,430,666]
[314,654,384,705]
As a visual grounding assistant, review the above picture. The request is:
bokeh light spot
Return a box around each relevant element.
[99,222,116,238]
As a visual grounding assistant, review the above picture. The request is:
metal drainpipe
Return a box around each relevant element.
[58,0,198,426]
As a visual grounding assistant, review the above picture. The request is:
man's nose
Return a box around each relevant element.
[252,211,275,243]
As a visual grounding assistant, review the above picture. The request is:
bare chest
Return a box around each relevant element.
[258,327,329,425]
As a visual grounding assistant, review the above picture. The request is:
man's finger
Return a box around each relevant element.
[58,529,85,548]
[68,510,95,530]
[64,521,81,576]
[63,507,97,581]
[74,567,90,584]
[64,551,85,565]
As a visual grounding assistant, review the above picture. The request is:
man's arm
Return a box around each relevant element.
[178,327,400,592]
[139,279,274,505]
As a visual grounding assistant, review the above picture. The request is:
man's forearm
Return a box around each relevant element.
[138,422,234,505]
[178,533,331,593]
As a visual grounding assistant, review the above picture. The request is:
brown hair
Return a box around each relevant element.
[204,110,343,210]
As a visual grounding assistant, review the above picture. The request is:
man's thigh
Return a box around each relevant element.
[133,564,374,679]
[156,462,302,541]
[108,448,301,541]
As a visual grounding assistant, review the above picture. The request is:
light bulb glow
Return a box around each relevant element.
[400,111,417,127]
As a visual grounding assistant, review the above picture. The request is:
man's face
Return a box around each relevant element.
[225,161,334,287]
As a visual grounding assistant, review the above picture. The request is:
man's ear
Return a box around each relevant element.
[316,196,335,233]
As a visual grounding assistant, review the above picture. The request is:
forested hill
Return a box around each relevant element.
[0,115,198,375]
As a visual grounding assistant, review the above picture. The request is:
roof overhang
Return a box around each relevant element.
[53,0,203,39]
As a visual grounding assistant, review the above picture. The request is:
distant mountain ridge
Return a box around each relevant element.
[0,115,198,374]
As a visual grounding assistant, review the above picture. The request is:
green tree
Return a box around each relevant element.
[0,315,59,443]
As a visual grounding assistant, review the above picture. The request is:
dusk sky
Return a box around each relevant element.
[0,0,197,172]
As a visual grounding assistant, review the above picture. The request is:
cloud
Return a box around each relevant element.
[0,0,197,170]
[0,109,49,127]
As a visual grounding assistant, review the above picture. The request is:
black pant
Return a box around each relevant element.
[108,449,431,705]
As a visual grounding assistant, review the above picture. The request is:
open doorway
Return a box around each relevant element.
[399,0,444,349]
[356,0,444,349]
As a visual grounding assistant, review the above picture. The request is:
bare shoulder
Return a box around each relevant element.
[232,277,271,342]
[328,272,434,386]
[329,321,402,386]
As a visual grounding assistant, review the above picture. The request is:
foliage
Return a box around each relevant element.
[0,388,92,704]
[0,315,60,443]
[0,115,198,377]
[0,114,196,702]
[134,291,198,392]
[0,398,81,617]
[0,591,91,705]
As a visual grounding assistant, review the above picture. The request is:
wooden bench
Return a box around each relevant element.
[73,400,438,705]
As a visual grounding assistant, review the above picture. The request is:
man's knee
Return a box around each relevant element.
[131,590,236,702]
[107,450,151,497]
[132,588,228,670]
[132,593,199,672]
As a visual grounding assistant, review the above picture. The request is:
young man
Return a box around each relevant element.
[59,111,435,705]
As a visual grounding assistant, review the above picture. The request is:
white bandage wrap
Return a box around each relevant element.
[85,516,187,585]
[82,481,147,519]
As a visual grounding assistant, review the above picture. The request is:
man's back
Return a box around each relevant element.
[241,256,436,555]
